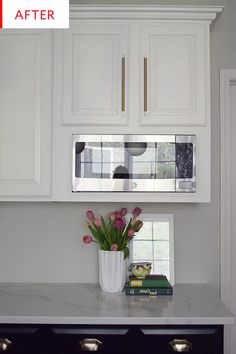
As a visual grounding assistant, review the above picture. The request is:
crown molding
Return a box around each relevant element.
[69,5,224,22]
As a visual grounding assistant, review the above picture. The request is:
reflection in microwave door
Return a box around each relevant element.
[113,165,130,179]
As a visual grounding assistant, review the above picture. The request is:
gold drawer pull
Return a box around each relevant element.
[144,57,148,114]
[0,338,12,351]
[121,57,126,113]
[169,339,192,352]
[79,338,102,351]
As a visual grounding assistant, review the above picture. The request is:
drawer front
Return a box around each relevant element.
[51,327,133,354]
[0,327,41,354]
[139,326,223,354]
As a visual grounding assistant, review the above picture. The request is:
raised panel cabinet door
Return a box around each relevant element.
[139,23,208,127]
[59,22,129,126]
[0,30,52,197]
[0,326,42,354]
[139,326,223,354]
[50,326,133,354]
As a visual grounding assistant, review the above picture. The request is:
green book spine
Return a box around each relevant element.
[129,279,170,288]
[126,286,173,296]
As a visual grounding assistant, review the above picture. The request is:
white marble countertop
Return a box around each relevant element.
[0,283,234,325]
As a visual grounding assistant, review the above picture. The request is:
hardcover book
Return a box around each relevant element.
[129,274,171,288]
[125,286,173,296]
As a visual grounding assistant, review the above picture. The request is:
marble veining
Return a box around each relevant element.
[0,283,234,325]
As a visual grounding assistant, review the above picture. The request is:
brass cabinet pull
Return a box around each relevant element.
[169,339,192,352]
[121,57,126,113]
[79,338,102,351]
[0,338,12,351]
[144,57,148,114]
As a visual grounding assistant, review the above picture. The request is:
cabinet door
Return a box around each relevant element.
[59,22,129,126]
[0,326,41,354]
[139,326,223,354]
[0,30,52,197]
[51,326,134,354]
[139,24,208,127]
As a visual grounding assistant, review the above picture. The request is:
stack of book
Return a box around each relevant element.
[125,274,173,296]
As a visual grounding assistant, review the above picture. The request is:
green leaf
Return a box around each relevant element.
[102,238,110,251]
[120,219,132,249]
[123,247,130,260]
[100,215,112,245]
[88,225,99,240]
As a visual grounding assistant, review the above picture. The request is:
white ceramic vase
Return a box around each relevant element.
[99,250,126,293]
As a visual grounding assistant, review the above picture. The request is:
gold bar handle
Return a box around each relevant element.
[144,57,148,114]
[79,338,102,351]
[169,339,192,352]
[0,338,12,351]
[121,57,125,113]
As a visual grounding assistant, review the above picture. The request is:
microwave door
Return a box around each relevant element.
[72,135,196,193]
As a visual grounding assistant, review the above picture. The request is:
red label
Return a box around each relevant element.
[0,0,2,28]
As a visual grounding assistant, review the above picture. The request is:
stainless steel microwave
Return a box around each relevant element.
[72,135,196,193]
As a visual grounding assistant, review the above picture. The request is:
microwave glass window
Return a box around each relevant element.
[75,142,178,179]
[156,162,175,179]
[73,135,196,192]
[157,143,175,161]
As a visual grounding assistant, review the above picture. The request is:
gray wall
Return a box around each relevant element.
[1,0,236,292]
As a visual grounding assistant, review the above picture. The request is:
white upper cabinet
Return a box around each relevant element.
[52,6,223,203]
[55,6,223,131]
[60,23,129,126]
[0,6,223,202]
[139,24,207,126]
[0,30,52,198]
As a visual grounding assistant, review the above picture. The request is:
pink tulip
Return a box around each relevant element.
[111,243,119,251]
[86,210,95,220]
[108,212,116,221]
[128,229,135,238]
[115,217,124,229]
[94,218,102,227]
[83,220,90,228]
[131,217,137,226]
[115,212,122,218]
[120,208,128,217]
[133,207,142,217]
[83,235,93,244]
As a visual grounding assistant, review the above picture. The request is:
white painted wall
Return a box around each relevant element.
[0,0,236,289]
[0,202,222,285]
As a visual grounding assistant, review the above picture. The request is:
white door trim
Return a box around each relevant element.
[220,69,236,354]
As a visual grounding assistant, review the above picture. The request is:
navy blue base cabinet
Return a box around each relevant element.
[0,324,223,354]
